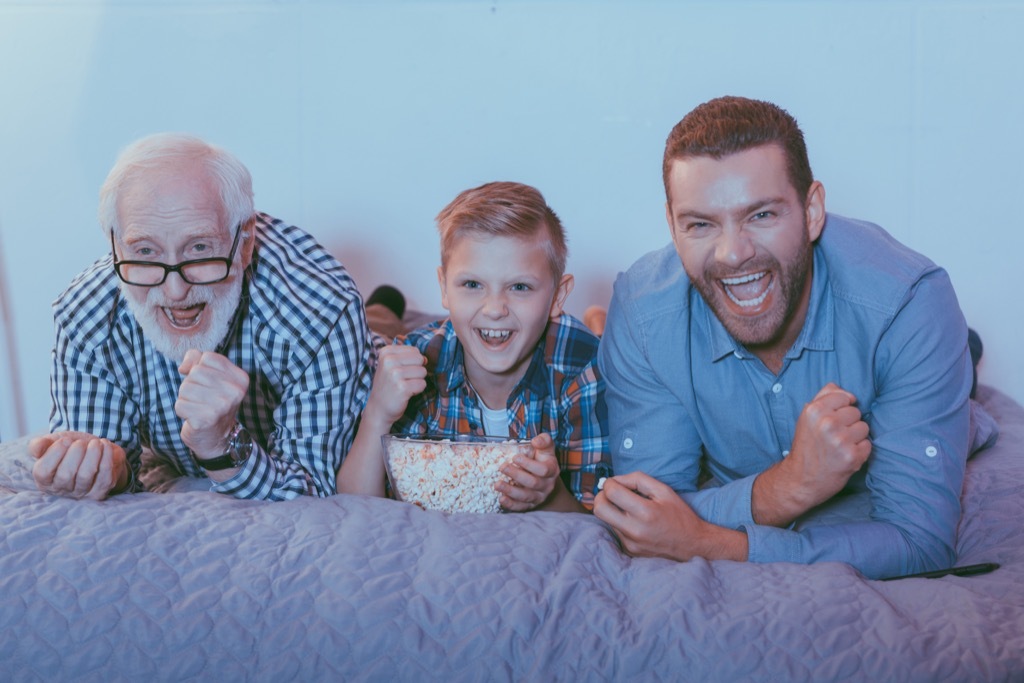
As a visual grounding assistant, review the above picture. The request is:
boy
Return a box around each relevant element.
[338,182,608,512]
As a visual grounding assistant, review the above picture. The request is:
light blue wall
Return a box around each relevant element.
[1,0,1022,435]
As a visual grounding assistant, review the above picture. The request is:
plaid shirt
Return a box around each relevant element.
[48,213,374,500]
[392,314,610,506]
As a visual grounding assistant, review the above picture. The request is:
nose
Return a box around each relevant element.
[715,226,756,268]
[159,270,192,300]
[482,290,509,318]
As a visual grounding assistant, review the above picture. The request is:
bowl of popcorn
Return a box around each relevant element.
[381,434,533,513]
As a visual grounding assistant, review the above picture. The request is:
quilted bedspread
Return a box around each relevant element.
[2,386,1022,682]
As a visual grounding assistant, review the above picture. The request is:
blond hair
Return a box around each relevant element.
[436,181,567,280]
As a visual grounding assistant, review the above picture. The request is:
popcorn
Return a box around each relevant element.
[382,435,532,513]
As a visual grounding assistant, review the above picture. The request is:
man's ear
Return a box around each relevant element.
[437,266,450,311]
[804,181,826,242]
[549,273,575,320]
[239,217,258,268]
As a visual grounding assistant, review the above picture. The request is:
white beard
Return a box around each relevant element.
[121,276,243,364]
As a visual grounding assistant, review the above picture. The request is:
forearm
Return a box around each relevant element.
[535,477,587,513]
[336,411,390,497]
[750,463,817,528]
[744,515,951,579]
[693,524,749,562]
[680,474,759,529]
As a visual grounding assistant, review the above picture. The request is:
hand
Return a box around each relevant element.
[754,382,872,525]
[364,345,427,427]
[593,471,748,561]
[175,350,250,459]
[28,432,128,500]
[496,433,561,512]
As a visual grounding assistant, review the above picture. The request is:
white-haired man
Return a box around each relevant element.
[29,133,375,500]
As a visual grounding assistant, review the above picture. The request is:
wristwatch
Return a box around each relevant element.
[195,422,253,471]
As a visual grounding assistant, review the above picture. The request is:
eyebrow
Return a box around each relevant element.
[452,269,544,285]
[674,197,788,222]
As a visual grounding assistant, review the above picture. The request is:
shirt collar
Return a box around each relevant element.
[704,244,834,362]
[215,274,251,355]
[434,321,468,395]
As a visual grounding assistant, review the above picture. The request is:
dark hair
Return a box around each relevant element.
[662,96,813,203]
[436,181,567,280]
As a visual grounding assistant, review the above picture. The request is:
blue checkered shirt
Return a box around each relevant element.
[48,213,375,500]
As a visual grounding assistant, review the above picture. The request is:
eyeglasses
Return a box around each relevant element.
[111,224,244,287]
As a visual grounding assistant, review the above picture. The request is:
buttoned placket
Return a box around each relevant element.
[736,350,796,460]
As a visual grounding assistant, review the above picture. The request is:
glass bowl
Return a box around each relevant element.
[381,433,532,513]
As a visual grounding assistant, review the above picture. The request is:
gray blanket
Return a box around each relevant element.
[2,386,1022,682]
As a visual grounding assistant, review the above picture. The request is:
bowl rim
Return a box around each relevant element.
[381,433,532,445]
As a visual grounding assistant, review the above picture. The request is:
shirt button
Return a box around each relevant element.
[623,438,634,449]
[733,351,742,359]
[772,383,782,394]
[925,445,938,458]
[782,450,790,457]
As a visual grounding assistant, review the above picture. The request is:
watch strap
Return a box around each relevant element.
[194,452,238,471]
[195,422,252,471]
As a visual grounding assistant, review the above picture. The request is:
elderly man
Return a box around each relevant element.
[29,133,375,500]
[594,96,998,579]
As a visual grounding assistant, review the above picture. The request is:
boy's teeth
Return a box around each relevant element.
[479,329,511,341]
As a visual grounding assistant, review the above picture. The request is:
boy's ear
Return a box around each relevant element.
[437,266,450,311]
[549,273,574,320]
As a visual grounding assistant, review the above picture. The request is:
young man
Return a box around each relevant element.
[593,96,998,579]
[338,182,609,512]
[29,133,375,500]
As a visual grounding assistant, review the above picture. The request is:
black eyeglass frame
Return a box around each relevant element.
[110,223,244,287]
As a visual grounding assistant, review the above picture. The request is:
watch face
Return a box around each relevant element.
[230,426,253,465]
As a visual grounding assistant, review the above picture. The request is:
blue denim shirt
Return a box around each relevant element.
[599,213,997,579]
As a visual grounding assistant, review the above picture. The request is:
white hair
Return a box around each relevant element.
[98,132,255,236]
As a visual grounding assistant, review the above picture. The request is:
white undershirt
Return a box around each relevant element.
[480,404,510,438]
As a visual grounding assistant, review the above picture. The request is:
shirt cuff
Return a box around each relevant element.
[682,473,757,530]
[742,523,800,564]
[205,443,278,498]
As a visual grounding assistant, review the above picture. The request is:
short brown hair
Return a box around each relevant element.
[436,181,568,280]
[662,96,813,203]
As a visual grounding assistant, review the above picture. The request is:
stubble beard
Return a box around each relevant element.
[690,236,812,350]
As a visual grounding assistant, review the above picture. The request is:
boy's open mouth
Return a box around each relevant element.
[162,303,206,330]
[477,328,512,347]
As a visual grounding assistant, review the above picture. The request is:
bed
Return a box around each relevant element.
[1,385,1022,682]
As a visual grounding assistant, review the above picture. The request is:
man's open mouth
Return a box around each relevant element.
[162,303,206,330]
[721,271,773,309]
